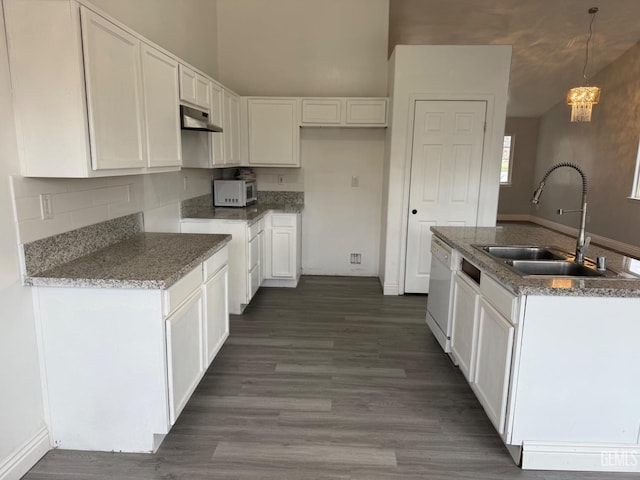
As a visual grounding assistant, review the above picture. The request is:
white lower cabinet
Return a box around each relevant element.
[166,289,204,425]
[472,298,515,435]
[450,271,480,381]
[181,212,301,312]
[181,220,262,314]
[263,212,301,287]
[204,264,229,365]
[34,246,229,453]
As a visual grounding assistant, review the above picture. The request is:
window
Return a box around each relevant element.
[500,135,514,184]
[632,139,640,199]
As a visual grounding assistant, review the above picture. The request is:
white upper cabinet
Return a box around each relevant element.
[210,82,225,166]
[81,8,147,171]
[247,98,299,167]
[301,99,342,124]
[345,99,387,125]
[141,43,182,168]
[179,64,211,111]
[300,98,387,127]
[223,89,242,165]
[4,1,182,177]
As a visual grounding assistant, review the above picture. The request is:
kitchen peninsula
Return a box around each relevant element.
[430,223,640,473]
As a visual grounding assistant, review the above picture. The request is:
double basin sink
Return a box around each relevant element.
[475,245,606,278]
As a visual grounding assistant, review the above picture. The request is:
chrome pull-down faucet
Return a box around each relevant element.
[531,162,590,264]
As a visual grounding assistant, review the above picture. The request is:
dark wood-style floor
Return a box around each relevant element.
[25,276,634,479]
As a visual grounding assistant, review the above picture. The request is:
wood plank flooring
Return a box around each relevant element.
[24,276,635,479]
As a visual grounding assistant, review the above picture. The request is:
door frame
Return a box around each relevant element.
[398,93,498,295]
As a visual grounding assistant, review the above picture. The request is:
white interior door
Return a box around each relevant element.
[405,100,486,293]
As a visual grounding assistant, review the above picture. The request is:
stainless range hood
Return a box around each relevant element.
[180,105,223,133]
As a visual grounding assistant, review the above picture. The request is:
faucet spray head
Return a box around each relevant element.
[531,181,545,204]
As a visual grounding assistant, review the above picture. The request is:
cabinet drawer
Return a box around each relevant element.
[249,235,260,269]
[163,265,202,316]
[301,99,342,124]
[248,219,262,240]
[271,214,296,227]
[203,246,228,281]
[480,275,518,323]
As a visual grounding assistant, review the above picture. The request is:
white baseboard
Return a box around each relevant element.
[383,282,399,296]
[497,214,640,259]
[261,278,299,288]
[522,441,640,473]
[0,426,50,480]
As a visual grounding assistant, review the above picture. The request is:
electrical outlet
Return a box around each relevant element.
[277,175,285,185]
[40,194,53,220]
[350,253,362,264]
[351,176,359,188]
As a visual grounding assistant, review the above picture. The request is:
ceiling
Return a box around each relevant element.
[388,0,640,117]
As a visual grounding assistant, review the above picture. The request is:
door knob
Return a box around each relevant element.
[412,209,417,214]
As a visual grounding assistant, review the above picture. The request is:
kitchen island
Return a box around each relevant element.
[25,223,231,453]
[430,224,640,473]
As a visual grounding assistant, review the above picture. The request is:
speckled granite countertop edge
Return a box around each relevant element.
[181,203,304,224]
[431,225,640,298]
[25,233,231,290]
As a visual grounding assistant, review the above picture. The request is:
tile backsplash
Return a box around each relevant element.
[10,169,214,244]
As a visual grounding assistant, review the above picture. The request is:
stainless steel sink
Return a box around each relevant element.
[478,245,568,261]
[507,260,604,277]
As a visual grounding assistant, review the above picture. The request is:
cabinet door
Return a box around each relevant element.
[258,230,266,283]
[204,265,229,366]
[178,64,197,106]
[472,298,515,435]
[165,290,204,425]
[248,99,299,166]
[80,8,146,171]
[345,99,387,125]
[301,99,342,124]
[271,227,295,278]
[195,75,211,111]
[141,44,181,168]
[223,90,241,165]
[210,82,224,166]
[450,272,480,381]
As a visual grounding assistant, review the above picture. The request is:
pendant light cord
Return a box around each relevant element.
[583,7,598,84]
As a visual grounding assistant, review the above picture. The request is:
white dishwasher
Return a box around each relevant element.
[426,236,460,353]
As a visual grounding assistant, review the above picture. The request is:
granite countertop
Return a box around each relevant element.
[25,232,231,289]
[431,224,640,297]
[182,203,303,223]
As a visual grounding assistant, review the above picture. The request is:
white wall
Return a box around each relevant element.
[0,5,48,479]
[216,0,388,97]
[90,0,219,79]
[301,128,385,276]
[217,0,389,276]
[380,45,512,294]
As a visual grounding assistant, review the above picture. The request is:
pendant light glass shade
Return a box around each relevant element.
[567,85,601,122]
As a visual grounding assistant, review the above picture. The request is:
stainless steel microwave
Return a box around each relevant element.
[213,180,257,207]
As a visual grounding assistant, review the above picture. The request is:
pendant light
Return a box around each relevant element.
[567,7,601,122]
